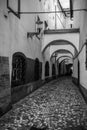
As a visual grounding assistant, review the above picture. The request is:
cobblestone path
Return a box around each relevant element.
[0,77,87,130]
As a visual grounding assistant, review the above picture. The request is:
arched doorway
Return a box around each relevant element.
[11,52,26,87]
[34,58,40,81]
[52,64,56,78]
[45,61,49,77]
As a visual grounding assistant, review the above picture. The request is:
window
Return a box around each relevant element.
[11,53,26,87]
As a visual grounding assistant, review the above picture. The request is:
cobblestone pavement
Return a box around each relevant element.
[0,77,87,130]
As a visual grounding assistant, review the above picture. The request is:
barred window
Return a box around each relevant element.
[12,53,26,87]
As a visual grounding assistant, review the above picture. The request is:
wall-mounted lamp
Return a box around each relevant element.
[27,32,40,40]
[27,16,43,40]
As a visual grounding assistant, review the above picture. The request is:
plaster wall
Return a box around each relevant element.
[0,0,11,62]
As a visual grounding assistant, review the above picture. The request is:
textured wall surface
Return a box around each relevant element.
[0,56,11,115]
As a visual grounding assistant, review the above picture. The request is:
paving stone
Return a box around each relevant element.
[0,77,87,130]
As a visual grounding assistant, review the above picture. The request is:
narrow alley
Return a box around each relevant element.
[0,77,87,130]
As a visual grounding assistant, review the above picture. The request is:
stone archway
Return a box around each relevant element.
[50,49,74,60]
[57,55,73,62]
[42,39,79,55]
[50,44,75,59]
[11,52,26,87]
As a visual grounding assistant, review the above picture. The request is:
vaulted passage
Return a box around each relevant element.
[0,77,87,130]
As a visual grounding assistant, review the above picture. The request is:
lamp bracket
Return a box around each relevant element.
[27,32,40,40]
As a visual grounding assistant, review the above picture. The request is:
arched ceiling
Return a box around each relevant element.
[50,44,75,58]
[59,58,73,64]
[56,53,73,59]
[59,57,73,64]
[50,49,74,60]
[57,55,73,63]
